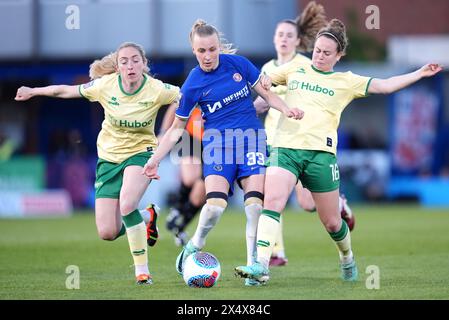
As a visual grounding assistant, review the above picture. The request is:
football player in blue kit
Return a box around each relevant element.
[142,19,303,286]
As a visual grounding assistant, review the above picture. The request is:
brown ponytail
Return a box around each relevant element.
[317,18,348,55]
[296,1,328,52]
[276,1,327,53]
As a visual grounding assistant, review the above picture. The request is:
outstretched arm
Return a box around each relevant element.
[142,116,187,179]
[15,85,81,101]
[368,63,442,95]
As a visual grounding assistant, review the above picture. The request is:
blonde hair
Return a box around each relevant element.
[88,42,150,80]
[317,18,348,55]
[278,1,327,53]
[189,19,237,54]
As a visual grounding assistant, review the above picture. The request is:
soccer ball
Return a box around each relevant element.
[182,252,221,288]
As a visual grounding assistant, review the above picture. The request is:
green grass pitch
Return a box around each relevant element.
[1,204,448,300]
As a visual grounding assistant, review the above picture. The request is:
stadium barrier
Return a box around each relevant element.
[0,190,73,218]
[387,177,449,207]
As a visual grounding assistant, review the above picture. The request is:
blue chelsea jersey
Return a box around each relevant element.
[176,54,263,132]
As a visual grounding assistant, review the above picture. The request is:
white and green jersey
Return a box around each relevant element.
[268,59,372,155]
[262,54,311,146]
[79,73,180,163]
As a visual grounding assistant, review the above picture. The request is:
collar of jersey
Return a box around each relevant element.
[311,64,335,75]
[118,74,147,96]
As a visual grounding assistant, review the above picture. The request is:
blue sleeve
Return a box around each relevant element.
[176,79,198,119]
[232,55,261,87]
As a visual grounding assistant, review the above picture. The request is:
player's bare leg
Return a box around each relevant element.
[95,198,123,240]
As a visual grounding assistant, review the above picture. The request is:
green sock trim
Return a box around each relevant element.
[257,240,270,247]
[262,209,281,222]
[132,249,146,256]
[122,209,143,228]
[329,220,349,241]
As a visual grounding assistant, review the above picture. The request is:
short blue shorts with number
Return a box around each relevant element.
[201,128,267,196]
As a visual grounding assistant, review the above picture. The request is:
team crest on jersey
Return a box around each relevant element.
[138,101,154,108]
[233,73,242,82]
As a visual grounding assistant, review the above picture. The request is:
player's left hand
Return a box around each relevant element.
[260,74,272,91]
[285,107,304,120]
[142,159,160,180]
[420,63,443,78]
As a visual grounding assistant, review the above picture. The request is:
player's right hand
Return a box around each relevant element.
[142,159,160,180]
[15,86,33,101]
[286,107,304,120]
[419,63,442,78]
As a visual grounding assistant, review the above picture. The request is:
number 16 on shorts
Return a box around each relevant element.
[329,163,340,181]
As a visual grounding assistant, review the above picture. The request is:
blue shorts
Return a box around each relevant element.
[202,128,267,196]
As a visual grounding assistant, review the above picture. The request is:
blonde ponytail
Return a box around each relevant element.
[189,19,237,54]
[89,52,117,80]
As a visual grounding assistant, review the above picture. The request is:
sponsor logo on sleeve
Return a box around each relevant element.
[82,80,95,89]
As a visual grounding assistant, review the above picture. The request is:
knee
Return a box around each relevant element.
[264,192,287,212]
[323,218,341,233]
[244,191,263,206]
[119,199,138,215]
[97,228,118,241]
[200,192,227,222]
[205,192,228,211]
[301,202,316,212]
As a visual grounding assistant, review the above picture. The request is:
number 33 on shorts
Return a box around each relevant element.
[246,152,265,166]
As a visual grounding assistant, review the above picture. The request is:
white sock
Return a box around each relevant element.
[256,213,281,269]
[276,251,286,259]
[245,203,262,265]
[335,223,354,264]
[135,264,149,277]
[339,250,354,264]
[191,204,225,249]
